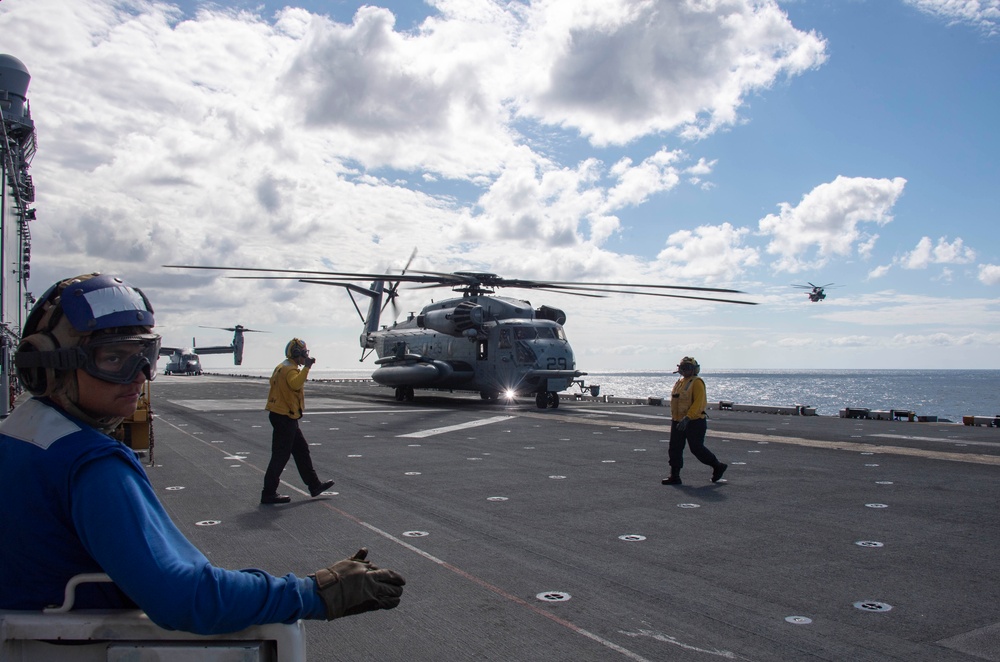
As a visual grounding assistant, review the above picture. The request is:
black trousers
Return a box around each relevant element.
[262,411,320,496]
[667,418,718,473]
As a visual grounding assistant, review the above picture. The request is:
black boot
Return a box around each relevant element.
[712,463,728,483]
[661,474,682,485]
[261,492,291,504]
[309,479,335,497]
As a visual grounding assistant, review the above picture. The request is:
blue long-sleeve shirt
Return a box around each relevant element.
[0,397,327,634]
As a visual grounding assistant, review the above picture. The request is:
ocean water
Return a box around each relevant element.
[208,367,1000,423]
[580,369,1000,423]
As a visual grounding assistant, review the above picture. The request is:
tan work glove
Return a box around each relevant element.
[312,548,406,619]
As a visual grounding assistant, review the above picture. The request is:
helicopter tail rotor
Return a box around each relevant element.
[381,247,418,321]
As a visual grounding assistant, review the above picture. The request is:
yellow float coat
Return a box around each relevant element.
[265,359,311,419]
[670,376,706,421]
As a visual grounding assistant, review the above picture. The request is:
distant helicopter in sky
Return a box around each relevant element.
[159,325,266,375]
[165,259,756,407]
[792,282,838,302]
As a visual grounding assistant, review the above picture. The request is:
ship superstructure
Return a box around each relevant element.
[0,54,37,416]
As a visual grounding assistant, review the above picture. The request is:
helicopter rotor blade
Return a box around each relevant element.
[514,287,608,299]
[517,279,749,295]
[532,284,757,305]
[165,264,756,303]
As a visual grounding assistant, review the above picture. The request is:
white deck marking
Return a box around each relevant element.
[168,398,379,412]
[574,408,669,420]
[869,433,1000,449]
[303,409,449,416]
[398,415,516,438]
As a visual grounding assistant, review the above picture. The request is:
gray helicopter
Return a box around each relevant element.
[160,325,265,375]
[165,261,755,407]
[792,282,839,302]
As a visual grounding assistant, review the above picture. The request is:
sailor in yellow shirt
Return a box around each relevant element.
[261,338,335,504]
[662,356,727,486]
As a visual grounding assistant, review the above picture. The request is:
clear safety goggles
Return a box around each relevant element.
[80,334,161,384]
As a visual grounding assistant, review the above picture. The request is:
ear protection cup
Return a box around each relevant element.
[15,284,68,397]
[15,331,59,396]
[286,338,308,359]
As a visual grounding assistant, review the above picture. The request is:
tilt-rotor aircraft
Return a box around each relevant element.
[159,325,265,375]
[165,262,756,407]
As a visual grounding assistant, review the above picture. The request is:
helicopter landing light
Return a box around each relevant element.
[503,389,517,399]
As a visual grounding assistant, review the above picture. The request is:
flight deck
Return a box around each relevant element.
[144,374,1000,661]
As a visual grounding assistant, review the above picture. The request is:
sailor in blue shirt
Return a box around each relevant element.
[0,273,404,634]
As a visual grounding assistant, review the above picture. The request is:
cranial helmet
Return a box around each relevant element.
[677,356,700,375]
[285,338,308,360]
[15,273,159,398]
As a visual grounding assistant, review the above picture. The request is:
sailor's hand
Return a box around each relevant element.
[677,416,690,432]
[312,548,405,619]
[304,356,317,367]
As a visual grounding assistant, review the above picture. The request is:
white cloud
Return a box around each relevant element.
[979,264,1000,284]
[828,335,878,348]
[901,236,976,269]
[466,147,697,249]
[656,223,760,282]
[777,337,814,347]
[606,149,684,209]
[903,0,1000,35]
[512,0,827,145]
[868,264,892,279]
[891,331,1000,347]
[758,176,907,273]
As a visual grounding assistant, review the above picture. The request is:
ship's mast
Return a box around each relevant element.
[0,54,37,417]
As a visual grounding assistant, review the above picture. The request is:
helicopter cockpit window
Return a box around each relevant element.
[534,327,556,339]
[498,328,512,349]
[555,326,566,341]
[513,327,537,340]
[514,341,537,365]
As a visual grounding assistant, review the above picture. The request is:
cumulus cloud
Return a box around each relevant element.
[901,236,976,269]
[512,0,827,145]
[979,264,1000,284]
[758,176,907,273]
[656,223,760,282]
[468,147,695,248]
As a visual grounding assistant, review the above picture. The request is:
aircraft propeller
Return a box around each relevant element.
[199,325,270,334]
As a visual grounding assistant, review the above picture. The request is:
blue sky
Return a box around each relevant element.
[1,0,998,371]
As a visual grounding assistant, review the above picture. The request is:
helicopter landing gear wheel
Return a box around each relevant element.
[394,386,415,402]
[480,390,499,402]
[535,391,560,409]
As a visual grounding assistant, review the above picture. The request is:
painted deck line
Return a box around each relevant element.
[397,415,517,438]
[168,397,382,411]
